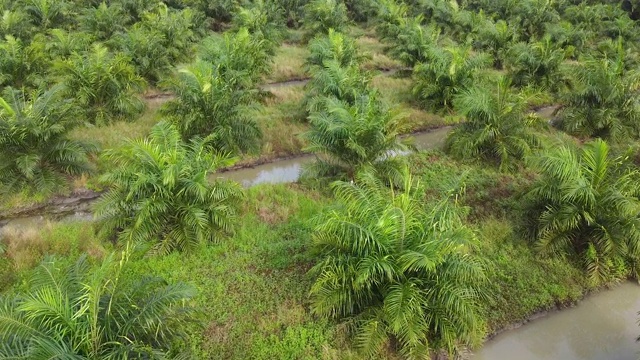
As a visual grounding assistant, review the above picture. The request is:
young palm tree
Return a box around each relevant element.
[505,36,566,91]
[111,25,170,84]
[198,28,272,89]
[24,0,69,30]
[473,19,519,69]
[0,86,95,196]
[303,92,409,182]
[139,3,199,65]
[556,55,640,142]
[0,248,197,358]
[162,61,262,154]
[56,44,145,125]
[384,16,440,68]
[305,60,371,114]
[524,139,640,283]
[412,45,491,113]
[95,121,244,253]
[310,170,486,357]
[232,0,285,54]
[0,35,48,90]
[306,29,364,70]
[302,0,349,41]
[446,77,541,170]
[79,2,130,41]
[374,0,409,41]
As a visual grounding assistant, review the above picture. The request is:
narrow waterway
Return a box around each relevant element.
[218,126,450,187]
[472,282,640,360]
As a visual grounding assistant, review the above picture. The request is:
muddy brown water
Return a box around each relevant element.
[472,282,640,360]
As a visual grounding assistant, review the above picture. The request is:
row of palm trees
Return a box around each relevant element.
[375,0,640,285]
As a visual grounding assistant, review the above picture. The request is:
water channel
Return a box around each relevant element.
[473,282,640,360]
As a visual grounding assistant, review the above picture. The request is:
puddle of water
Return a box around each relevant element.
[472,282,640,360]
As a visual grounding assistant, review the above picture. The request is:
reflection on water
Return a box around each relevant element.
[472,282,640,360]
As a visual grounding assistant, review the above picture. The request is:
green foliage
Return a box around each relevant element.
[44,28,93,60]
[306,29,363,69]
[79,2,131,41]
[412,45,491,113]
[199,28,273,88]
[95,121,244,253]
[24,0,69,30]
[382,15,440,68]
[111,5,198,84]
[472,19,518,68]
[56,44,145,125]
[302,0,349,41]
[0,86,94,196]
[446,77,541,170]
[524,139,640,284]
[162,61,262,154]
[505,36,566,91]
[304,93,409,181]
[232,0,286,52]
[0,35,48,90]
[557,54,640,141]
[0,248,197,358]
[310,170,486,357]
[140,3,200,64]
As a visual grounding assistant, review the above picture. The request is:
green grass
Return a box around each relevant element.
[69,98,164,151]
[0,149,614,358]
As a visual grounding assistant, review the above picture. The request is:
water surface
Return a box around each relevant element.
[472,282,640,360]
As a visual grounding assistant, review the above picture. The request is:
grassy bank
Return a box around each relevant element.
[0,144,605,358]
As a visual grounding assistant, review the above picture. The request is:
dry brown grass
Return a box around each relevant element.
[267,44,309,83]
[1,221,105,271]
[357,36,401,71]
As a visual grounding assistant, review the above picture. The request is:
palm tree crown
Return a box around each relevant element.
[304,92,409,182]
[0,249,197,359]
[446,77,541,170]
[524,139,640,283]
[95,121,244,253]
[0,86,95,196]
[310,170,486,357]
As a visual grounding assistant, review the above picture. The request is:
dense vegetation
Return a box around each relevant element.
[0,0,639,358]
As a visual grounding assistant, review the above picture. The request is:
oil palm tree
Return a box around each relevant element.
[0,248,197,359]
[302,0,349,41]
[384,16,440,68]
[0,86,95,196]
[556,55,640,142]
[412,45,491,113]
[446,77,541,170]
[0,35,48,90]
[95,121,244,253]
[162,61,261,154]
[306,29,364,70]
[303,92,409,182]
[79,2,130,41]
[232,0,285,54]
[505,36,566,91]
[111,25,171,84]
[473,19,519,69]
[56,44,145,125]
[310,169,486,357]
[198,28,272,89]
[524,139,640,283]
[305,60,371,113]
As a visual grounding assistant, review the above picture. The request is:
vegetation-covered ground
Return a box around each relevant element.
[1,0,639,358]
